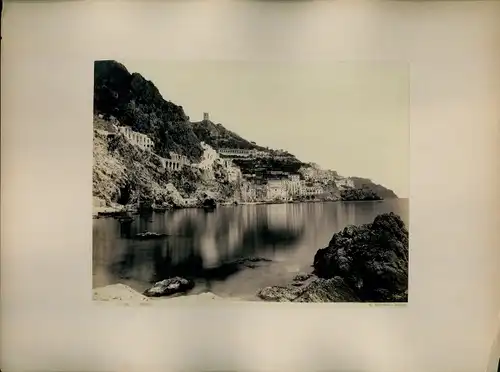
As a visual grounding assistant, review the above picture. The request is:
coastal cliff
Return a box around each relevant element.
[92,60,398,209]
[93,125,237,209]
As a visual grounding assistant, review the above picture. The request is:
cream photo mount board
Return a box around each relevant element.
[2,1,500,372]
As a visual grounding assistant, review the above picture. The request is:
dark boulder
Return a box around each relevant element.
[313,212,408,302]
[143,277,195,297]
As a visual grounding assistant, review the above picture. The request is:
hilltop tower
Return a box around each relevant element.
[203,112,210,121]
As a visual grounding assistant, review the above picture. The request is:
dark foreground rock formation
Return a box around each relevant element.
[314,212,408,302]
[143,277,195,297]
[257,212,409,303]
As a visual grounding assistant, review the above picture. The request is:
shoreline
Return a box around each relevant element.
[93,198,395,218]
[93,283,245,304]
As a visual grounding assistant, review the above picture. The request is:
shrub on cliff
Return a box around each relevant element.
[350,177,398,199]
[313,212,409,302]
[94,60,203,161]
[340,186,382,201]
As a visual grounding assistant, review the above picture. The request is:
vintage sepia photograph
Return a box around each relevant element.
[92,60,409,304]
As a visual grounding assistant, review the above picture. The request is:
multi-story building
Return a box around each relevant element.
[159,152,191,171]
[302,185,324,197]
[118,126,154,151]
[266,179,287,201]
[284,174,301,198]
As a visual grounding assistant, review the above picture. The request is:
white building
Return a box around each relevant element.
[159,152,191,171]
[118,126,154,151]
[266,179,287,201]
[302,185,324,197]
[218,148,255,157]
[284,174,301,197]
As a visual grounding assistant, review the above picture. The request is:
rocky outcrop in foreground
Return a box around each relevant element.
[143,277,195,297]
[257,275,359,302]
[258,212,409,303]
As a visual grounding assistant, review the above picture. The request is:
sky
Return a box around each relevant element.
[121,60,409,198]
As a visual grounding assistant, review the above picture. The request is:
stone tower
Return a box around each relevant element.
[203,112,209,121]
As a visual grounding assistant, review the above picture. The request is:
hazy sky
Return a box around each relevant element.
[121,60,409,198]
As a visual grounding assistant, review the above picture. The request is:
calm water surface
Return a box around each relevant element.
[93,199,409,300]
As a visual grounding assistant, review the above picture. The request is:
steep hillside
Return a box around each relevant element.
[94,60,203,161]
[190,120,266,151]
[93,60,399,203]
[232,156,303,178]
[350,177,398,198]
[93,127,237,208]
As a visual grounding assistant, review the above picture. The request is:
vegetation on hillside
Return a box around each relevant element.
[95,60,271,162]
[340,186,382,201]
[93,128,238,208]
[93,60,399,204]
[350,177,398,199]
[190,120,266,151]
[231,156,303,178]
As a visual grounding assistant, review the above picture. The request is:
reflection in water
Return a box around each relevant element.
[93,200,409,296]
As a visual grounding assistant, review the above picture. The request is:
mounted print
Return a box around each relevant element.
[92,60,409,304]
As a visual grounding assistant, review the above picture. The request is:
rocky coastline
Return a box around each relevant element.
[94,212,408,303]
[257,212,409,303]
[92,60,398,218]
[92,198,386,219]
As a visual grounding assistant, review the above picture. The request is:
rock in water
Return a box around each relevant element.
[143,277,195,297]
[313,212,408,302]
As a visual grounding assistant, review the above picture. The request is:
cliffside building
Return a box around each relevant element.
[118,126,154,151]
[266,179,287,201]
[159,152,191,171]
[284,174,301,197]
[218,148,255,157]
